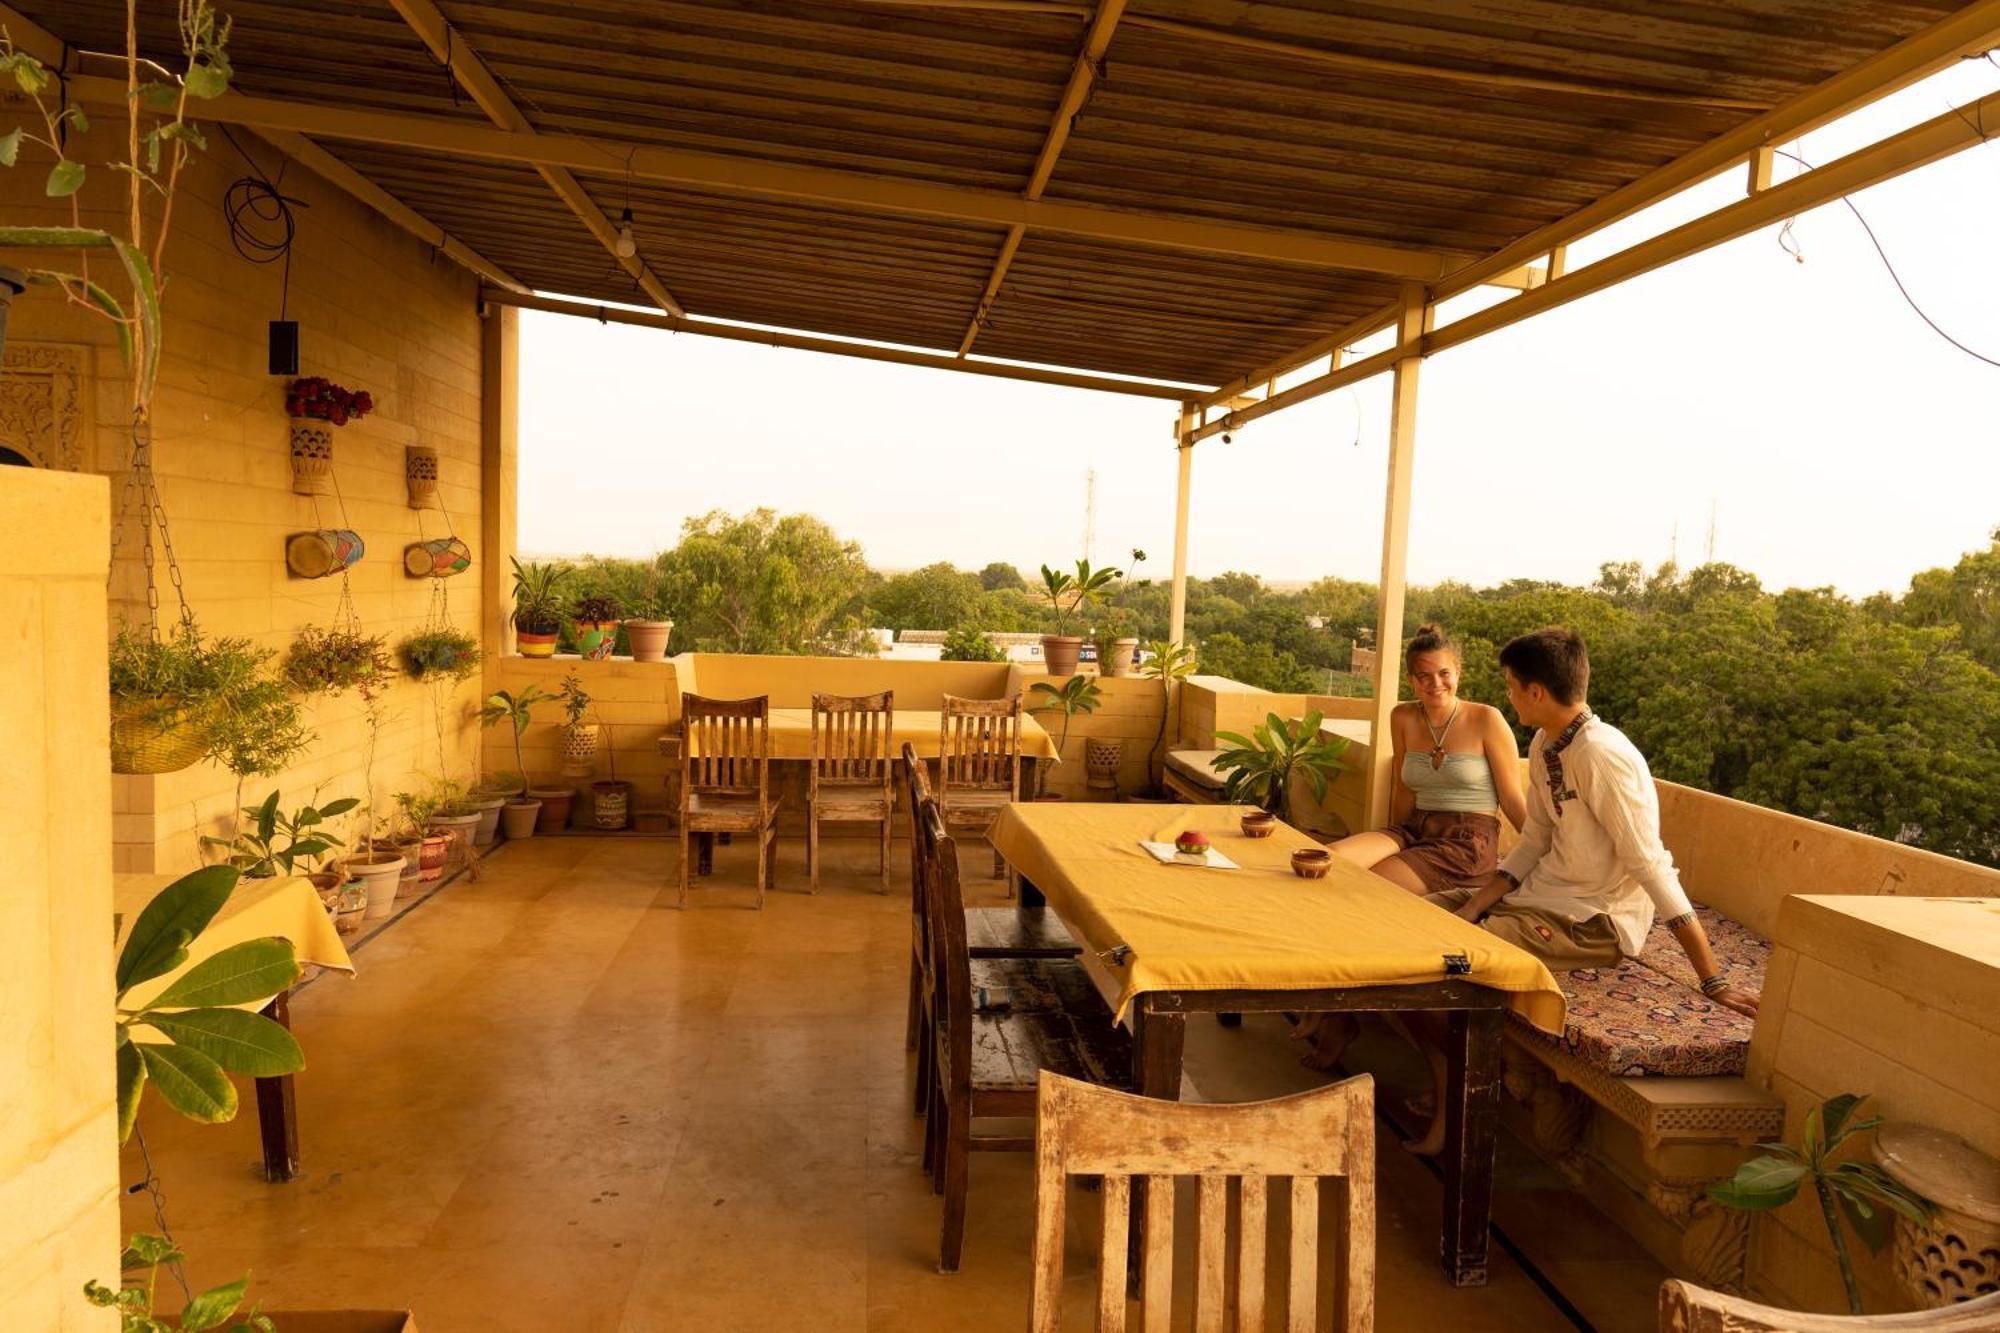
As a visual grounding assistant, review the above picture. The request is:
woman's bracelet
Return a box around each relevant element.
[1699,974,1731,997]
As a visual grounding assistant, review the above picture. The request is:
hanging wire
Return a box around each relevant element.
[1772,145,2000,370]
[219,126,307,320]
[131,1126,193,1304]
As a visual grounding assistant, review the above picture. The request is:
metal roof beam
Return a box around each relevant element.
[55,76,1462,282]
[383,0,687,316]
[958,0,1126,356]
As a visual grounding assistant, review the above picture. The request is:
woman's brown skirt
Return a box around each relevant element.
[1382,810,1501,894]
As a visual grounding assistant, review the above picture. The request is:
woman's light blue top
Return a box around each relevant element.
[1400,751,1498,813]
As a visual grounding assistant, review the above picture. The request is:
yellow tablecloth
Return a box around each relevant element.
[725,708,1059,762]
[113,872,354,1011]
[987,803,1565,1032]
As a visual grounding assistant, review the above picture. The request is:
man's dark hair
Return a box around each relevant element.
[1499,626,1590,704]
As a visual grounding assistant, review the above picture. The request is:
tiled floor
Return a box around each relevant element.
[119,834,1662,1331]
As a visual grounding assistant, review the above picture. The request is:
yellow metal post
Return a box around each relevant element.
[1364,285,1429,831]
[1168,405,1195,647]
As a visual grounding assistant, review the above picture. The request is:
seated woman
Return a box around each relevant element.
[1295,624,1526,1069]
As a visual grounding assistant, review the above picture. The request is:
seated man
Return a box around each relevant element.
[1403,625,1758,1155]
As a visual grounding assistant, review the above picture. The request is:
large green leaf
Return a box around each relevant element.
[122,1233,184,1269]
[109,238,162,399]
[0,126,20,167]
[319,797,361,818]
[253,789,280,842]
[134,1042,236,1123]
[45,159,85,196]
[1707,1156,1805,1210]
[182,60,229,100]
[115,1041,146,1143]
[147,937,299,1010]
[26,270,131,366]
[115,865,239,994]
[1832,1184,1894,1253]
[178,1275,247,1332]
[146,1007,303,1077]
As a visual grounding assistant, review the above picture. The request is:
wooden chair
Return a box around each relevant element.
[919,801,1130,1274]
[809,690,894,894]
[938,692,1023,882]
[1659,1281,2000,1331]
[1028,1071,1377,1333]
[678,693,779,909]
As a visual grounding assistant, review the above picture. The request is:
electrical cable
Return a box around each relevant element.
[219,125,308,319]
[1772,145,2000,369]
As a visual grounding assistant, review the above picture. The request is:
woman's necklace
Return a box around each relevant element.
[1424,703,1459,770]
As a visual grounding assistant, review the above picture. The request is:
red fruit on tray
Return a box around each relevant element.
[1174,830,1209,855]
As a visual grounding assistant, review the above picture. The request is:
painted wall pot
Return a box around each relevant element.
[286,528,364,579]
[404,536,471,579]
[516,629,558,658]
[289,421,334,495]
[574,619,620,660]
[405,444,440,509]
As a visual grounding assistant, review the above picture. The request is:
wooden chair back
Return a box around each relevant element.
[938,693,1022,800]
[904,742,934,912]
[1029,1071,1377,1333]
[810,690,893,796]
[918,799,973,1102]
[1659,1281,2000,1331]
[681,693,770,799]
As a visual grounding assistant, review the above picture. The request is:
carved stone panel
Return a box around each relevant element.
[0,342,89,470]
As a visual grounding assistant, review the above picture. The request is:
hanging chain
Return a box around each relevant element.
[109,412,195,641]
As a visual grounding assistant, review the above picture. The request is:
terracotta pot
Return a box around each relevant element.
[624,619,673,662]
[1084,738,1124,799]
[289,420,334,496]
[516,629,558,658]
[1041,634,1083,675]
[415,827,458,882]
[560,722,600,776]
[500,798,542,839]
[592,779,632,830]
[1240,811,1277,838]
[468,795,507,846]
[1291,848,1332,880]
[343,851,406,918]
[1098,637,1141,677]
[574,620,620,661]
[404,443,440,510]
[530,787,574,832]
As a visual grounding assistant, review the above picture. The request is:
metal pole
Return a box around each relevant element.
[1364,284,1428,830]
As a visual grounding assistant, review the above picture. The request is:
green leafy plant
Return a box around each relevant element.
[1028,674,1103,797]
[1213,710,1350,816]
[479,685,553,788]
[629,552,669,620]
[208,679,311,780]
[200,790,358,878]
[557,670,592,726]
[1038,559,1122,637]
[86,1232,271,1333]
[1708,1093,1934,1314]
[113,865,304,1140]
[392,776,466,837]
[281,625,390,696]
[396,626,481,682]
[109,622,309,776]
[941,625,1005,662]
[511,557,570,635]
[1139,639,1198,793]
[572,593,621,622]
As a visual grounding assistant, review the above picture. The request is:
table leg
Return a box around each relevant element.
[255,990,299,1183]
[1016,874,1047,909]
[1440,1007,1501,1286]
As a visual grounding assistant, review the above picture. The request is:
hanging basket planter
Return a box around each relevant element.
[404,536,471,579]
[405,444,441,510]
[288,422,335,496]
[109,696,209,775]
[561,722,600,776]
[286,528,365,579]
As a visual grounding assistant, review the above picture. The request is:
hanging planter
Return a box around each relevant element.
[405,443,440,510]
[561,721,600,776]
[288,422,334,496]
[396,627,482,683]
[285,528,365,579]
[403,536,471,579]
[107,626,299,777]
[110,698,210,775]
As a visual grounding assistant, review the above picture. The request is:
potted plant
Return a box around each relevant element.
[511,556,569,657]
[283,375,376,496]
[1094,549,1147,677]
[1037,558,1120,676]
[282,625,390,697]
[478,686,551,839]
[572,592,623,661]
[389,785,452,887]
[1027,674,1103,798]
[555,670,598,775]
[200,789,359,889]
[592,730,632,831]
[396,626,482,682]
[425,777,484,865]
[108,623,299,776]
[1709,1092,1935,1315]
[1212,710,1350,818]
[624,553,674,662]
[1133,639,1197,801]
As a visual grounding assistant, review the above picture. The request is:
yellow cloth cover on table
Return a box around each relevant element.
[700,708,1059,762]
[113,873,354,1013]
[987,803,1565,1032]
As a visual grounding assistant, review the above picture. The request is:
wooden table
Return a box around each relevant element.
[988,803,1566,1288]
[115,872,354,1183]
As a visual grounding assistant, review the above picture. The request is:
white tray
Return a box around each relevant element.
[1139,841,1239,870]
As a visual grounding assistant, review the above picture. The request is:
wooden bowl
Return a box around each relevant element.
[1291,848,1332,879]
[1240,812,1277,838]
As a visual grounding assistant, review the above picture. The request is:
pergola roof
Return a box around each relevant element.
[13,0,1992,391]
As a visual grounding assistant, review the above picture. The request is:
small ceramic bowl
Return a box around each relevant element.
[1240,811,1277,838]
[1291,848,1332,879]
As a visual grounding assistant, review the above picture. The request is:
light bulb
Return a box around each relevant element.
[614,207,637,260]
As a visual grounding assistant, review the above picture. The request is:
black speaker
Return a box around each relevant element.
[268,320,299,376]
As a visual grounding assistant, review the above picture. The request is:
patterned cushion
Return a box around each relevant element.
[1527,903,1768,1078]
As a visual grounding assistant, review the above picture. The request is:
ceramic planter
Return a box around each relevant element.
[516,627,559,657]
[343,851,406,919]
[592,779,632,830]
[415,826,457,882]
[289,420,334,495]
[500,798,542,839]
[1041,634,1083,675]
[333,884,368,935]
[574,619,620,660]
[468,795,507,846]
[1098,637,1140,677]
[1084,737,1124,798]
[530,786,574,832]
[427,811,481,872]
[561,722,600,776]
[624,619,673,662]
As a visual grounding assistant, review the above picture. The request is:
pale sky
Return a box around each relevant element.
[519,61,2000,600]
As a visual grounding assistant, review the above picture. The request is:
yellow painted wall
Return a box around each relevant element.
[0,471,119,1329]
[3,124,488,871]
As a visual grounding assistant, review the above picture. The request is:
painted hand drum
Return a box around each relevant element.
[404,536,472,579]
[286,528,364,579]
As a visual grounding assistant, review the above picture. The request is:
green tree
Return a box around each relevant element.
[979,561,1026,592]
[657,509,871,654]
[1197,631,1321,693]
[869,562,982,632]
